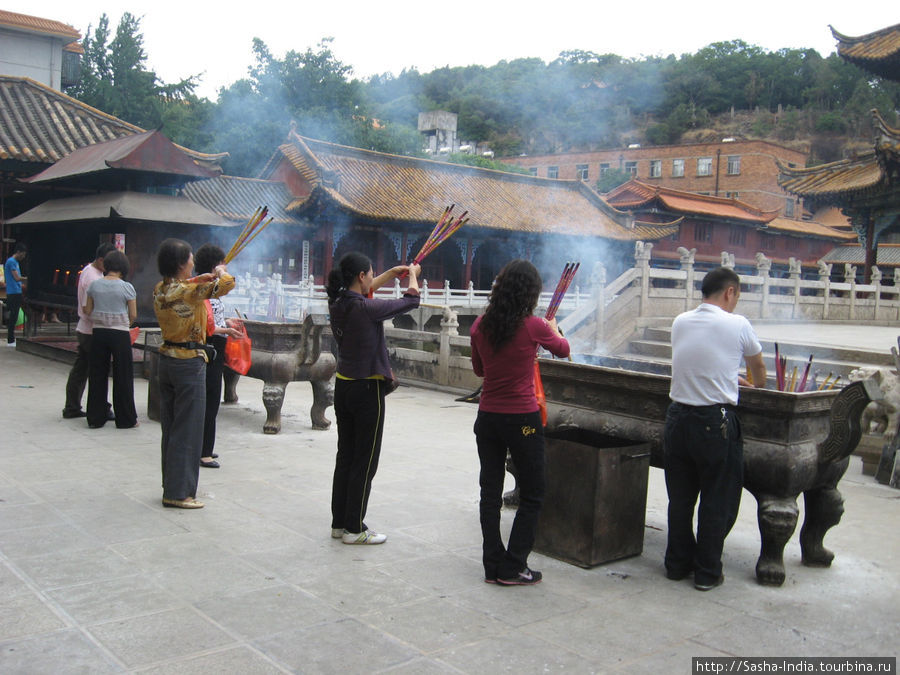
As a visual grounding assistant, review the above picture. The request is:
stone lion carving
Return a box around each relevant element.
[817,260,832,277]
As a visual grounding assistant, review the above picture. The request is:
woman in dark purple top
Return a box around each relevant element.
[469,259,569,585]
[326,251,420,545]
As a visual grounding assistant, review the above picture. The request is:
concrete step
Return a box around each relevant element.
[629,339,672,359]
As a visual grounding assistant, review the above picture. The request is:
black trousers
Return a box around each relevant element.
[64,332,92,415]
[202,334,227,457]
[663,401,743,586]
[87,328,137,428]
[159,355,206,501]
[475,409,546,579]
[331,378,386,534]
[5,293,22,344]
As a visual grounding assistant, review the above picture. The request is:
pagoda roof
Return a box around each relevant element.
[821,243,900,267]
[260,132,680,241]
[0,76,226,171]
[763,216,856,241]
[604,178,778,224]
[22,130,220,187]
[777,110,900,202]
[0,9,80,41]
[831,23,900,80]
[181,175,305,226]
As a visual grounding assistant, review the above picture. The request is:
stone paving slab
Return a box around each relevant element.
[0,346,898,674]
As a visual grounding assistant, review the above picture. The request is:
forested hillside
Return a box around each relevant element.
[67,14,900,177]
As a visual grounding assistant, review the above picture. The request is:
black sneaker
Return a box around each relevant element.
[694,574,724,591]
[497,567,542,586]
[62,410,86,419]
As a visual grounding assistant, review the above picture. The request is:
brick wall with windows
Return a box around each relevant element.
[498,140,807,216]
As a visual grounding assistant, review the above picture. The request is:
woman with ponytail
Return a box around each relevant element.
[327,251,420,545]
[469,259,569,585]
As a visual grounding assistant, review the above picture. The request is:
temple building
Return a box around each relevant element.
[778,23,900,281]
[605,179,853,276]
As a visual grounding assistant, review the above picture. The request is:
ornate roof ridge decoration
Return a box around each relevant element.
[606,178,778,224]
[0,76,227,169]
[830,23,900,79]
[0,9,80,40]
[261,130,679,240]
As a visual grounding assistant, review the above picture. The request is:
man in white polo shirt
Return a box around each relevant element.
[664,266,766,591]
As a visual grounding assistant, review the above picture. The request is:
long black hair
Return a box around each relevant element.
[326,251,372,303]
[479,259,543,351]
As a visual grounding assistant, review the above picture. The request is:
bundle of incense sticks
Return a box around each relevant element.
[773,345,815,392]
[411,205,468,267]
[545,261,580,321]
[224,206,273,264]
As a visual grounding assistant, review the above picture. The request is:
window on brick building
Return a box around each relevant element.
[625,161,638,176]
[672,159,685,177]
[729,226,746,247]
[547,166,559,179]
[576,164,589,181]
[649,160,662,178]
[528,167,537,176]
[694,222,712,242]
[697,157,713,176]
[785,198,795,217]
[599,162,610,177]
[725,191,740,199]
[726,155,741,175]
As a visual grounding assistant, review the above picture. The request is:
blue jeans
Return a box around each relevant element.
[664,402,743,585]
[475,409,546,579]
[159,356,206,501]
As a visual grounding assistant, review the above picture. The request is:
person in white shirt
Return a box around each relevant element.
[664,267,766,591]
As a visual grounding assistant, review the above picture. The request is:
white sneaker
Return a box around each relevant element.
[6,342,15,347]
[342,529,387,545]
[331,528,344,539]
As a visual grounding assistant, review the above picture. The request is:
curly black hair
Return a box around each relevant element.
[479,259,543,351]
[194,244,225,275]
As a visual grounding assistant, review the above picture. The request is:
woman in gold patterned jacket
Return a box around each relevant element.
[153,238,235,509]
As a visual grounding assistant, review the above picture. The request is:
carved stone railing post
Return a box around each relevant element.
[818,261,832,319]
[634,241,653,318]
[438,308,459,385]
[755,252,772,319]
[678,246,696,311]
[467,281,475,306]
[872,266,883,318]
[421,279,429,303]
[789,257,802,318]
[845,264,857,319]
[720,251,735,270]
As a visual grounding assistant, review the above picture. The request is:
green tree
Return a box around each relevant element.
[596,169,632,193]
[66,13,199,131]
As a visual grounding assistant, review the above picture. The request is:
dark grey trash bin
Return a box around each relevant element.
[534,426,651,568]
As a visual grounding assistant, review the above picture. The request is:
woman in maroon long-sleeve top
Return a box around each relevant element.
[470,259,569,585]
[327,251,421,545]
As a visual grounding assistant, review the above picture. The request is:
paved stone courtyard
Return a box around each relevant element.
[0,345,897,673]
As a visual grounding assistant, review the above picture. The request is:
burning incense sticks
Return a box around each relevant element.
[772,347,816,392]
[224,206,273,264]
[405,205,468,273]
[545,262,580,321]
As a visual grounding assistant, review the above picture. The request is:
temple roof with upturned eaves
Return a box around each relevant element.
[0,76,227,171]
[777,110,899,202]
[259,131,681,241]
[831,23,900,80]
[605,179,779,225]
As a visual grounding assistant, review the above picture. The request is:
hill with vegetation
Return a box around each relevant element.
[66,14,899,177]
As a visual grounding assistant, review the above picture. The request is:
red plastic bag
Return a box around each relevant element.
[129,326,140,345]
[224,320,252,375]
[534,360,547,427]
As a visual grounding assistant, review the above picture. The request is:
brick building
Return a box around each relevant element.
[499,139,808,218]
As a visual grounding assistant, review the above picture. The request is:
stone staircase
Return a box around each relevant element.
[616,324,895,386]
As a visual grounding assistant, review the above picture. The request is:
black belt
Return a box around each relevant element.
[164,340,206,350]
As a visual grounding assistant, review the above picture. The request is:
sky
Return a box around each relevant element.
[10,1,895,99]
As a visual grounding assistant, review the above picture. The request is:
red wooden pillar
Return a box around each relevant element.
[401,231,408,265]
